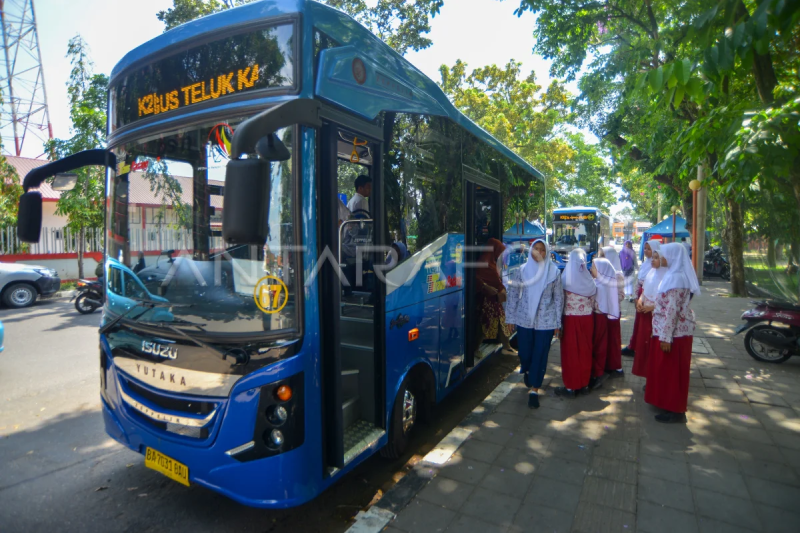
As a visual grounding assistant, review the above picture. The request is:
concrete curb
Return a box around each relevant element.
[345,371,519,533]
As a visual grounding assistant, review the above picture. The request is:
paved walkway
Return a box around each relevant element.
[383,281,800,533]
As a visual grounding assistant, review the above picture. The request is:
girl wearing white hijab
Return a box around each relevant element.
[506,239,563,408]
[631,249,666,381]
[555,248,596,398]
[623,239,662,357]
[589,257,624,389]
[595,247,625,379]
[645,243,700,423]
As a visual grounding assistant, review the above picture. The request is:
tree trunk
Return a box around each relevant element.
[726,196,747,296]
[767,237,776,268]
[77,225,85,279]
[792,240,799,263]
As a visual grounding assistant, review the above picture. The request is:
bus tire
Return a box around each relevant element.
[381,375,418,459]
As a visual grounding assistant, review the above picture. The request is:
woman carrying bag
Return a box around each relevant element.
[506,239,563,408]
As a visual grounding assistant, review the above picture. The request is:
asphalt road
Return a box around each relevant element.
[0,299,517,533]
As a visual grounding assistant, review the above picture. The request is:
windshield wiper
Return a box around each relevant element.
[159,323,249,366]
[99,298,192,336]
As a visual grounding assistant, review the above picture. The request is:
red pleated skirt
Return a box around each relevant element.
[592,313,608,378]
[561,314,594,390]
[645,336,693,413]
[631,312,653,378]
[605,318,622,371]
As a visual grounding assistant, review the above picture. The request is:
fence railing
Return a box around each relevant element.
[1,225,224,256]
[1,226,103,255]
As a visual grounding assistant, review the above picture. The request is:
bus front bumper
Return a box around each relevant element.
[100,357,323,509]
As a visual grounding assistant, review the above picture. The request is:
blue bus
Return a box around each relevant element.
[550,206,612,269]
[15,0,543,508]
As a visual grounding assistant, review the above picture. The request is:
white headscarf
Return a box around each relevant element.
[601,246,622,272]
[638,239,662,281]
[564,248,596,297]
[643,252,667,301]
[658,242,701,295]
[593,257,620,318]
[520,238,559,319]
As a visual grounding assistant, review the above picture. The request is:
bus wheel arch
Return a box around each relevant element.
[381,363,435,459]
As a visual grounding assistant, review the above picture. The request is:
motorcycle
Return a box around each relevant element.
[703,246,730,280]
[734,300,800,363]
[71,279,103,314]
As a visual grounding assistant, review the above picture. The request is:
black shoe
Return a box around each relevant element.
[621,347,635,357]
[629,298,635,303]
[554,387,576,398]
[590,374,608,390]
[607,369,625,379]
[528,392,540,409]
[578,386,591,396]
[655,412,687,424]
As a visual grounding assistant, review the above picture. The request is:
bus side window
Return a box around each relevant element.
[383,113,462,261]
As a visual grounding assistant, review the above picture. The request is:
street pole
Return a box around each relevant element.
[692,189,698,268]
[672,206,677,243]
[694,164,708,284]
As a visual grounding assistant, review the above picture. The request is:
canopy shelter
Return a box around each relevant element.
[640,216,691,259]
[503,220,545,244]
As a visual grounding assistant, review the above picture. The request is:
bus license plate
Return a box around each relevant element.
[145,447,189,487]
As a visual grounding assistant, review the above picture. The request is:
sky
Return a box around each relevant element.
[9,0,627,213]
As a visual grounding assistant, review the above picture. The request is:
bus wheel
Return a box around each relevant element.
[381,376,418,459]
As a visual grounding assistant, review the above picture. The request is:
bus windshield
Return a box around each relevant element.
[105,119,299,338]
[552,221,597,257]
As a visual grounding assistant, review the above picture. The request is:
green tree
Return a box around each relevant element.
[513,0,800,296]
[45,36,108,279]
[440,59,613,223]
[158,0,443,55]
[0,156,22,231]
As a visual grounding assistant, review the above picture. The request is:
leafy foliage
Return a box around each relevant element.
[45,36,108,234]
[440,59,614,223]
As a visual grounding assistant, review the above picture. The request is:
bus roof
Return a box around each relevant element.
[552,206,606,214]
[110,0,543,182]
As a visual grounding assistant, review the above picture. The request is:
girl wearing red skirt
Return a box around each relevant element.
[623,239,661,357]
[555,248,596,398]
[645,243,700,423]
[589,257,622,389]
[631,249,666,381]
[598,246,625,379]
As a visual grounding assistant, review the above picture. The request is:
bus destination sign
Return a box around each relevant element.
[136,65,260,119]
[554,212,595,222]
[112,24,295,130]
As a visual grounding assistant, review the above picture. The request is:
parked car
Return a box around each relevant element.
[0,263,62,308]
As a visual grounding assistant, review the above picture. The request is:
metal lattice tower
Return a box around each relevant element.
[0,0,52,157]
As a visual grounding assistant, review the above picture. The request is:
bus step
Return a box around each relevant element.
[340,316,374,347]
[342,395,361,429]
[342,369,360,400]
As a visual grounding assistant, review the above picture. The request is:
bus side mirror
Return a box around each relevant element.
[17,191,43,243]
[222,158,272,246]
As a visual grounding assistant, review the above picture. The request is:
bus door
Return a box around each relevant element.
[318,120,385,471]
[464,182,501,368]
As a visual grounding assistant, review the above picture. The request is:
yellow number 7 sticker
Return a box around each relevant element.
[253,276,289,314]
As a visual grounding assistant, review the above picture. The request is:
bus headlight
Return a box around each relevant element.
[269,429,284,447]
[232,372,304,462]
